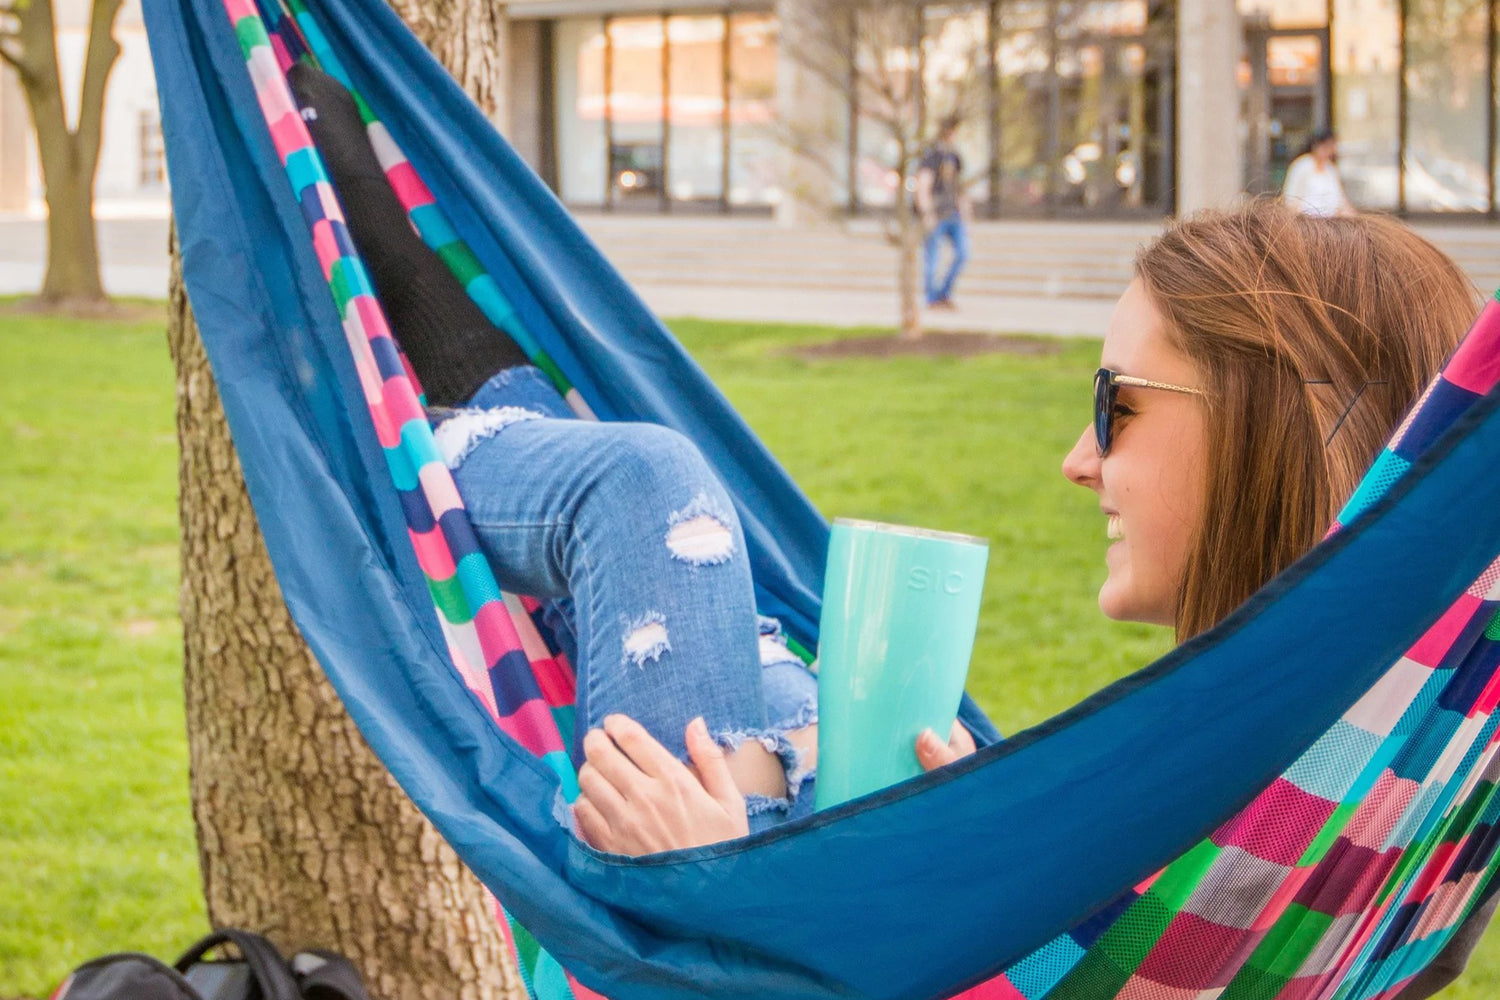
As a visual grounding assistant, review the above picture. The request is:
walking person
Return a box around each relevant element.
[914,117,970,310]
[1282,128,1354,217]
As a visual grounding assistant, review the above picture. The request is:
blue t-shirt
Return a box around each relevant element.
[921,145,963,217]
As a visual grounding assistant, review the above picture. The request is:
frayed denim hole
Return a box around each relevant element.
[621,611,671,668]
[431,406,544,469]
[743,792,793,819]
[664,491,736,566]
[756,615,784,638]
[711,728,815,804]
[767,697,819,737]
[758,633,804,668]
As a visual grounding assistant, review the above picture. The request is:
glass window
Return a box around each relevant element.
[1331,0,1399,209]
[1055,2,1150,212]
[138,111,165,188]
[1403,0,1490,211]
[554,18,607,206]
[1239,0,1328,28]
[996,0,1052,211]
[609,16,665,208]
[923,4,991,205]
[667,14,725,206]
[728,13,781,208]
[852,6,922,209]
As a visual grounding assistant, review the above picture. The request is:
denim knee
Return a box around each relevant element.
[591,424,745,570]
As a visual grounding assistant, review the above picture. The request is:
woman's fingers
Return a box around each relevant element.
[915,721,978,772]
[581,726,644,792]
[573,714,753,853]
[916,727,960,771]
[572,794,614,851]
[684,717,743,811]
[577,759,629,816]
[947,719,978,757]
[603,713,682,780]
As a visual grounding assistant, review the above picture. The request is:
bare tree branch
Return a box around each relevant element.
[0,0,41,82]
[74,0,124,171]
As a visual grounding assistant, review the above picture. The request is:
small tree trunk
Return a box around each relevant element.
[169,237,519,1000]
[39,163,106,304]
[8,0,122,309]
[896,167,923,340]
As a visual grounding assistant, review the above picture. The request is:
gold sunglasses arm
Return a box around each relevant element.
[1109,374,1204,396]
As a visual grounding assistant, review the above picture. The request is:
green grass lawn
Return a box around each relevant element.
[1,308,1495,997]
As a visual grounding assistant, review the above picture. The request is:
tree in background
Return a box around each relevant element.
[778,0,988,339]
[168,3,522,997]
[0,0,121,308]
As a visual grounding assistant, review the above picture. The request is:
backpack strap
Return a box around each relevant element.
[173,929,301,1000]
[289,950,373,1000]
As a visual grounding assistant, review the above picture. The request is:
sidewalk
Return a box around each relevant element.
[4,212,1497,338]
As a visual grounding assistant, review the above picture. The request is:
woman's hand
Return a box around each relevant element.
[573,714,749,855]
[915,720,978,772]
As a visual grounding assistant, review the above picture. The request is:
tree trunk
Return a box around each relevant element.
[896,166,923,340]
[898,220,923,340]
[4,0,121,308]
[168,3,523,996]
[169,234,518,1000]
[385,0,508,119]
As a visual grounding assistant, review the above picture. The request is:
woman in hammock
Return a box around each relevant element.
[572,205,1483,854]
[563,204,1496,998]
[290,63,1480,876]
[292,64,1495,994]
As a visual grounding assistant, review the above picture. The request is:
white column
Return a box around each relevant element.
[491,5,511,134]
[1175,0,1244,214]
[507,19,543,166]
[773,0,842,228]
[0,67,30,214]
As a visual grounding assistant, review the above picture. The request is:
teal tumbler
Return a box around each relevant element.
[814,518,989,809]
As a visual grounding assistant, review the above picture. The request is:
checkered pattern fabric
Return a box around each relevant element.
[226,1,593,994]
[955,298,1500,1000]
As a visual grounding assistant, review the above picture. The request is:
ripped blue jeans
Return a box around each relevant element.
[432,366,819,830]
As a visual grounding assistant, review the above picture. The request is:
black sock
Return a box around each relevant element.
[286,63,529,407]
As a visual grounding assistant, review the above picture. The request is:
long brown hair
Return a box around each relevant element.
[1136,201,1480,641]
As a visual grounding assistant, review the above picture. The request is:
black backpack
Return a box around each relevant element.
[50,929,371,1000]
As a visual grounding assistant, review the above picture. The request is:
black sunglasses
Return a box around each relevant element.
[1093,367,1203,456]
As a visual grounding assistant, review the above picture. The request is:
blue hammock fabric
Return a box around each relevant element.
[144,0,1500,997]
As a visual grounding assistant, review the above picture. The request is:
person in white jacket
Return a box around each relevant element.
[1282,128,1354,217]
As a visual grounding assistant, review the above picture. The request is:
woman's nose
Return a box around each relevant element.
[1061,426,1101,489]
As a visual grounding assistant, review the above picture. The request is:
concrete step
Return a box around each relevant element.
[579,215,1500,300]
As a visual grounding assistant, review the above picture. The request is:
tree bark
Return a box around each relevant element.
[168,3,522,996]
[170,234,518,1000]
[0,0,121,308]
[385,0,508,119]
[897,181,923,340]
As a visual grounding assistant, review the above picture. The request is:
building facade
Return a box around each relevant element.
[511,0,1499,219]
[0,0,1493,220]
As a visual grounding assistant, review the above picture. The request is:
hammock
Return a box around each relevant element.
[143,0,1500,997]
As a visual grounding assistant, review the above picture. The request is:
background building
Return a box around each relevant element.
[0,0,1494,220]
[510,0,1498,219]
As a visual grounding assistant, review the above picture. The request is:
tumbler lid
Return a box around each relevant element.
[831,517,988,547]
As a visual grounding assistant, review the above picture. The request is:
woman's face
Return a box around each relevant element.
[1062,279,1208,628]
